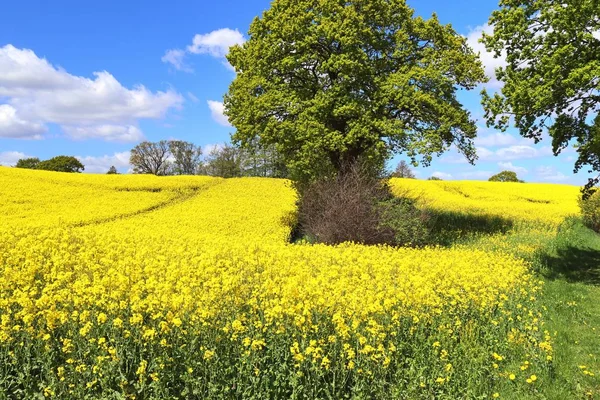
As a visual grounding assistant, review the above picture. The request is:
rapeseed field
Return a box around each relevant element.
[0,167,582,399]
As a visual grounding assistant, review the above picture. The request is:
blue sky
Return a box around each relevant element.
[0,0,591,184]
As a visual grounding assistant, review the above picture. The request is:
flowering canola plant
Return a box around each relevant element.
[0,167,570,398]
[389,178,579,227]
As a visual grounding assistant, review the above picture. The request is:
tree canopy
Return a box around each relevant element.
[130,141,172,176]
[169,140,203,175]
[15,158,41,170]
[225,0,486,183]
[481,0,600,194]
[488,170,523,183]
[16,156,84,173]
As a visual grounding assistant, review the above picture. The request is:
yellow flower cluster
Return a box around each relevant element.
[389,178,579,227]
[0,168,563,398]
[0,167,221,230]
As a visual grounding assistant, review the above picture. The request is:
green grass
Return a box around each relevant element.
[534,219,600,399]
[466,217,600,399]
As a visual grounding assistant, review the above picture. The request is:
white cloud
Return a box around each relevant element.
[0,104,46,139]
[432,171,452,180]
[161,49,192,72]
[0,44,183,142]
[458,170,495,180]
[162,28,245,73]
[475,132,527,147]
[62,125,144,142]
[0,151,28,166]
[187,28,245,57]
[77,151,131,173]
[465,24,507,88]
[535,165,568,182]
[477,145,552,162]
[498,161,528,175]
[207,100,231,127]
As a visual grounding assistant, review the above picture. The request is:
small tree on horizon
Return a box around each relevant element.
[169,140,203,175]
[391,160,416,179]
[107,166,118,174]
[130,141,171,176]
[488,170,524,183]
[15,158,41,169]
[36,156,84,173]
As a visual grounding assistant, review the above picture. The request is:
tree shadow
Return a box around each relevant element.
[428,210,514,246]
[540,246,600,285]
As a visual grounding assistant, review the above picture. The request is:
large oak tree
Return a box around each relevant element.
[224,0,486,183]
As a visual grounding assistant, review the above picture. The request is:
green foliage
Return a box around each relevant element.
[225,0,486,184]
[579,189,600,232]
[481,0,600,195]
[36,156,84,173]
[202,144,244,178]
[15,157,40,169]
[169,140,203,175]
[488,170,524,183]
[428,176,442,181]
[106,166,119,175]
[378,197,431,247]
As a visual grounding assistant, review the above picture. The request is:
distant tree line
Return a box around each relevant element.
[15,156,84,173]
[129,140,288,178]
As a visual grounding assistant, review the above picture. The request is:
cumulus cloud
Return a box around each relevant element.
[0,44,183,141]
[0,151,28,166]
[432,171,452,180]
[498,161,528,175]
[77,151,131,173]
[187,28,245,57]
[0,104,46,139]
[475,132,531,147]
[162,28,245,72]
[465,24,507,88]
[535,165,568,182]
[477,145,553,162]
[207,100,231,127]
[161,49,192,72]
[62,125,144,142]
[458,170,495,180]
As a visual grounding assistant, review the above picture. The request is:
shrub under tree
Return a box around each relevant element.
[298,163,431,246]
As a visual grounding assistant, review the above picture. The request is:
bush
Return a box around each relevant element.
[489,170,524,182]
[378,197,432,247]
[579,189,600,232]
[298,164,431,246]
[15,157,41,169]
